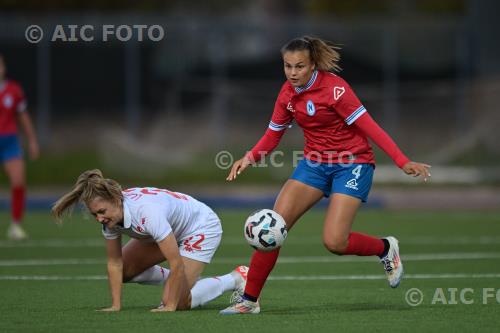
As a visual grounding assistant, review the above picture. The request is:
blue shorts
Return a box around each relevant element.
[290,159,374,202]
[0,135,23,163]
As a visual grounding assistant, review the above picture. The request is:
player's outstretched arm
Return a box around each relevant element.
[227,125,286,181]
[97,238,123,312]
[402,161,432,182]
[151,234,189,312]
[353,113,432,182]
[226,155,253,181]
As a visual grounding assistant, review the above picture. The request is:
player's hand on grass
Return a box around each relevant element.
[226,155,253,181]
[150,303,176,312]
[96,305,120,312]
[402,161,431,182]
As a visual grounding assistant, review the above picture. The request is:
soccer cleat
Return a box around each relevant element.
[379,236,403,288]
[7,224,28,241]
[229,266,248,304]
[219,299,260,315]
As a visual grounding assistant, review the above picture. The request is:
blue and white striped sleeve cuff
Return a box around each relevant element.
[345,105,367,125]
[269,121,289,131]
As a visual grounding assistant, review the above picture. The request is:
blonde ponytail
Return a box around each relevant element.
[52,169,123,223]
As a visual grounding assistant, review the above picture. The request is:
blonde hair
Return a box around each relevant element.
[281,35,341,72]
[52,169,123,222]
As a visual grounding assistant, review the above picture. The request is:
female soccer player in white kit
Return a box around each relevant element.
[52,169,247,312]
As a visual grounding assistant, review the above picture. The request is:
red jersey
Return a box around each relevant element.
[0,80,27,135]
[249,70,410,168]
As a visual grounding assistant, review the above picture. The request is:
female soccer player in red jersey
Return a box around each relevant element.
[220,36,431,314]
[0,54,39,240]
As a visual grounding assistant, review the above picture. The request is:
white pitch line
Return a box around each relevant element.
[1,273,499,281]
[401,236,500,245]
[0,275,107,280]
[1,236,500,248]
[0,258,104,266]
[1,252,500,267]
[276,252,500,263]
[268,273,500,281]
[215,252,500,263]
[0,239,103,248]
[223,236,500,246]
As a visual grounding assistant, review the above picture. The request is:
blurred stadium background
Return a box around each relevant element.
[2,2,500,332]
[1,0,500,206]
[0,0,500,192]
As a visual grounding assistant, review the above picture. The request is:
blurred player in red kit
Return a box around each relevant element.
[0,53,39,240]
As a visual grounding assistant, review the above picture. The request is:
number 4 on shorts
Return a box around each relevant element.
[352,165,362,179]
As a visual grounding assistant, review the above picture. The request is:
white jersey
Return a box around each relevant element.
[102,187,222,243]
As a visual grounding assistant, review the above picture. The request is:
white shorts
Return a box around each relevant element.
[177,210,222,264]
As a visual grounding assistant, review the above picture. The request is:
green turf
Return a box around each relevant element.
[1,210,500,332]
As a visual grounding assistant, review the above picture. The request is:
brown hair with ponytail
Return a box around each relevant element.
[281,36,341,72]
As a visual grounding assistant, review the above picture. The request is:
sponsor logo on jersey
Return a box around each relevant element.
[287,101,296,113]
[3,95,13,108]
[345,178,359,190]
[333,86,345,101]
[306,100,316,116]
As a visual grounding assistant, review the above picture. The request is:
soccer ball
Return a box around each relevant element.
[244,209,288,251]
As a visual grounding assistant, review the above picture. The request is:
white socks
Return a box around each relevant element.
[130,265,170,285]
[190,273,236,308]
[129,267,237,308]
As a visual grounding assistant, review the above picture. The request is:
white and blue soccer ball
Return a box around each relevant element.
[244,209,288,252]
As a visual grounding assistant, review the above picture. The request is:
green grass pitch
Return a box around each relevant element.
[1,209,499,332]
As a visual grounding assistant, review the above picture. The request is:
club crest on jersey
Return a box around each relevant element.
[3,95,13,108]
[306,100,316,116]
[333,86,345,101]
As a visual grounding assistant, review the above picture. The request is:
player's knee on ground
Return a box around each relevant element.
[122,265,138,282]
[323,237,348,255]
